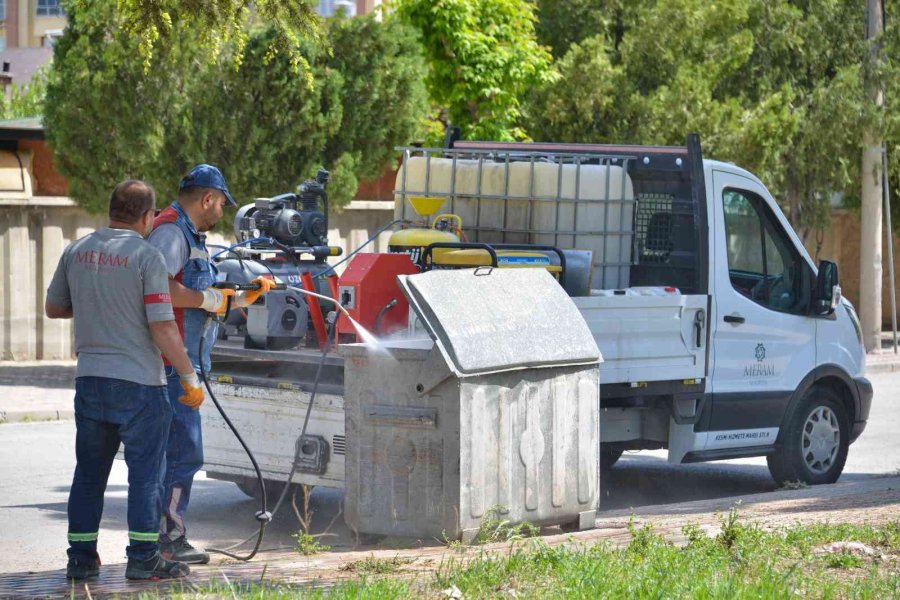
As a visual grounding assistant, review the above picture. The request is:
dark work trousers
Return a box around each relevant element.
[67,376,172,561]
[159,367,204,543]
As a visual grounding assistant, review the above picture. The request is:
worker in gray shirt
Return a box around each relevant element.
[45,180,207,581]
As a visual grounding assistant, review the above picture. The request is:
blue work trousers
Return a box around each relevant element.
[159,367,204,543]
[67,377,171,561]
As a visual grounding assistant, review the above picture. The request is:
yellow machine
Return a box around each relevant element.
[388,196,462,266]
[389,195,566,283]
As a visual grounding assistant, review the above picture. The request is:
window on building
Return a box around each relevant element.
[36,0,65,17]
[0,0,6,22]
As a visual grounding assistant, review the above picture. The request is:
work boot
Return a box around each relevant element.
[159,537,210,565]
[66,555,100,580]
[124,553,190,580]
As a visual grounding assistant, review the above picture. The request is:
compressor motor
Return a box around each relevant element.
[234,169,331,252]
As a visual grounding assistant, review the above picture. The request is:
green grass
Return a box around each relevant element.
[148,519,900,599]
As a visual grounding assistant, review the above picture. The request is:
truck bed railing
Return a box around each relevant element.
[394,136,707,294]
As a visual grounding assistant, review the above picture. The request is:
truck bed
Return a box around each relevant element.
[202,293,707,489]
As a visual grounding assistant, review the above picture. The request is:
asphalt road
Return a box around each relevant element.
[0,372,897,575]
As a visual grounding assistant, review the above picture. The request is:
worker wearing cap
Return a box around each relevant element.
[46,180,201,581]
[148,164,274,564]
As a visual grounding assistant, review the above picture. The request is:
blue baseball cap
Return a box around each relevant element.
[179,164,237,206]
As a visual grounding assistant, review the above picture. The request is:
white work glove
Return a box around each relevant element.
[199,288,234,315]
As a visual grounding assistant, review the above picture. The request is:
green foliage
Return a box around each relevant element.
[395,0,556,141]
[293,531,329,555]
[533,0,617,59]
[526,0,894,237]
[0,68,48,120]
[44,5,428,214]
[89,0,321,76]
[471,505,539,545]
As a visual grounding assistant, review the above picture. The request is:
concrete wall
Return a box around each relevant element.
[0,198,394,360]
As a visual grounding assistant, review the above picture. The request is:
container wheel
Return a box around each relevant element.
[766,386,849,485]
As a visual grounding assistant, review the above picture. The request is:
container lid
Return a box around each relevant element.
[397,268,602,377]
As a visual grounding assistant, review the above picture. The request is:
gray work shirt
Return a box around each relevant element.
[147,223,189,277]
[46,228,175,386]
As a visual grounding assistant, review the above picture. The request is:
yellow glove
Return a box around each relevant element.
[199,287,235,316]
[178,371,205,410]
[234,277,277,308]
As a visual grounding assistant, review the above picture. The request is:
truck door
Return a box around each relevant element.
[705,169,816,453]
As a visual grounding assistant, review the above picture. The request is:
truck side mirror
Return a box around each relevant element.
[814,260,841,315]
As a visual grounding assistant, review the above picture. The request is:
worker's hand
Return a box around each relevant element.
[178,371,204,410]
[233,277,277,308]
[199,287,235,316]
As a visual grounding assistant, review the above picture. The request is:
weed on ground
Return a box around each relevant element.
[151,518,900,599]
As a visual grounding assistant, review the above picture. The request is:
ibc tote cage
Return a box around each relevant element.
[393,134,709,295]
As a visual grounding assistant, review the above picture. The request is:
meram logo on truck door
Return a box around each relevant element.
[744,343,775,377]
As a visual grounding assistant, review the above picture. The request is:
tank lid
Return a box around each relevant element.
[397,268,602,377]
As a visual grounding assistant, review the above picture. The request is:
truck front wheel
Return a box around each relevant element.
[766,386,850,486]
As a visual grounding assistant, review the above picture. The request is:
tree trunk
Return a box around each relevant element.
[860,0,884,353]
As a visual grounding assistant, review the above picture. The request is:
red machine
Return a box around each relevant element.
[336,253,419,342]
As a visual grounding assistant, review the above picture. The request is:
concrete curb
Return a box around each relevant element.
[0,409,74,424]
[865,360,900,374]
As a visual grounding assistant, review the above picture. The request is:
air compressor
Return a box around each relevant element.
[216,169,342,350]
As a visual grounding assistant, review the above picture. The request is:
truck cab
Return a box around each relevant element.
[698,159,871,483]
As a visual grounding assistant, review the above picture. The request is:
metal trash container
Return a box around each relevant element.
[343,268,601,541]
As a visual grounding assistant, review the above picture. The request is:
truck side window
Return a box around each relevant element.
[723,189,807,314]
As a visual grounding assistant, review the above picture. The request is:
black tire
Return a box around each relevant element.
[235,478,305,505]
[767,386,850,485]
[600,447,624,472]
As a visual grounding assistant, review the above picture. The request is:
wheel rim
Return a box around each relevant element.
[801,405,840,474]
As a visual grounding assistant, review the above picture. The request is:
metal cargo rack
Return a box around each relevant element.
[394,135,708,294]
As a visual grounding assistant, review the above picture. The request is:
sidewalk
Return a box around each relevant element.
[3,334,900,423]
[0,361,76,423]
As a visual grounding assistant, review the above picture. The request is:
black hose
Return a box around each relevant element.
[374,299,398,336]
[199,319,271,561]
[197,306,338,559]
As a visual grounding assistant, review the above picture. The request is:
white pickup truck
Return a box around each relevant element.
[202,134,871,499]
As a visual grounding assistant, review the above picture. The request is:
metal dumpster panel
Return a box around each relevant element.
[343,342,599,540]
[398,269,601,377]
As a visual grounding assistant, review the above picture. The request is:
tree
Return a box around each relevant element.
[395,0,556,141]
[71,0,322,76]
[532,0,640,60]
[526,0,880,240]
[0,68,48,120]
[44,4,428,213]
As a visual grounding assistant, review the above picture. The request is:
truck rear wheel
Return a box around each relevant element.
[600,447,624,472]
[766,386,849,486]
